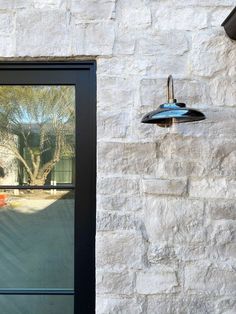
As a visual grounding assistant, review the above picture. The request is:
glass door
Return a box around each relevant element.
[0,63,96,314]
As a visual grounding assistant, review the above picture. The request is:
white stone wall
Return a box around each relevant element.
[0,0,236,313]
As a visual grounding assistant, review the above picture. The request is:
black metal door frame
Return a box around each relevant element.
[0,62,96,314]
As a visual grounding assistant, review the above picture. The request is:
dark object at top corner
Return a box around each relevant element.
[222,6,236,40]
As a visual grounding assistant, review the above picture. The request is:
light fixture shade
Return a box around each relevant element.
[141,75,206,127]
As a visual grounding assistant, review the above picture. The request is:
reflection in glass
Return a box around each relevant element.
[0,86,75,186]
[0,190,74,288]
[0,295,73,314]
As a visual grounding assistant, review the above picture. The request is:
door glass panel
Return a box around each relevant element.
[0,295,73,314]
[0,86,75,186]
[0,190,74,288]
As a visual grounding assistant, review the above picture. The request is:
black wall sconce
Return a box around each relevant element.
[141,75,205,128]
[222,6,236,40]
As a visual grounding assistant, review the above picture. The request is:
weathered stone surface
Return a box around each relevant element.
[0,35,15,57]
[71,0,116,20]
[215,298,236,314]
[97,177,139,195]
[16,10,71,56]
[144,197,205,244]
[206,220,236,259]
[96,211,139,231]
[0,0,31,8]
[209,75,236,108]
[97,142,157,175]
[147,244,179,265]
[116,0,151,30]
[189,178,236,199]
[96,296,145,314]
[137,32,189,56]
[97,110,131,139]
[113,30,136,55]
[0,13,14,34]
[96,231,145,271]
[96,271,135,295]
[72,21,115,55]
[177,0,235,5]
[97,194,143,212]
[136,270,178,294]
[34,0,66,9]
[206,200,236,220]
[154,6,208,31]
[142,178,187,196]
[155,158,206,178]
[156,134,211,161]
[97,76,134,110]
[190,30,233,77]
[147,296,215,314]
[184,262,236,296]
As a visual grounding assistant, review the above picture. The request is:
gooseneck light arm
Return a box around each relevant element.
[167,75,176,103]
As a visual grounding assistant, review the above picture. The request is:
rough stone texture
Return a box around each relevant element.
[1,0,236,313]
[136,270,178,295]
[142,179,187,196]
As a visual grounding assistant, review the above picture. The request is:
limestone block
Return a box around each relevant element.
[96,296,144,314]
[0,13,14,34]
[139,78,166,107]
[147,243,177,264]
[97,142,157,175]
[0,0,31,8]
[174,245,207,262]
[206,200,236,220]
[142,179,187,196]
[190,30,233,77]
[116,0,151,30]
[97,177,139,195]
[97,110,131,139]
[96,231,145,270]
[154,6,208,31]
[34,0,66,9]
[209,75,236,108]
[155,158,205,178]
[96,271,134,295]
[137,31,189,56]
[184,262,236,296]
[144,197,205,244]
[0,35,15,57]
[15,10,71,56]
[156,134,211,161]
[177,0,235,5]
[71,0,116,20]
[96,212,138,231]
[72,21,115,55]
[207,141,236,177]
[189,178,236,199]
[215,298,236,314]
[113,30,136,55]
[147,296,214,314]
[97,194,143,212]
[97,76,134,111]
[136,270,178,294]
[206,220,236,259]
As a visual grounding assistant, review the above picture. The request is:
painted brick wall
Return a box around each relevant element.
[0,0,236,313]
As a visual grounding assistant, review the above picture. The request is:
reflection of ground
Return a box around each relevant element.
[0,192,74,314]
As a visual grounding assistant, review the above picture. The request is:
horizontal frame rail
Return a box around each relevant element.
[0,185,75,190]
[0,289,74,295]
